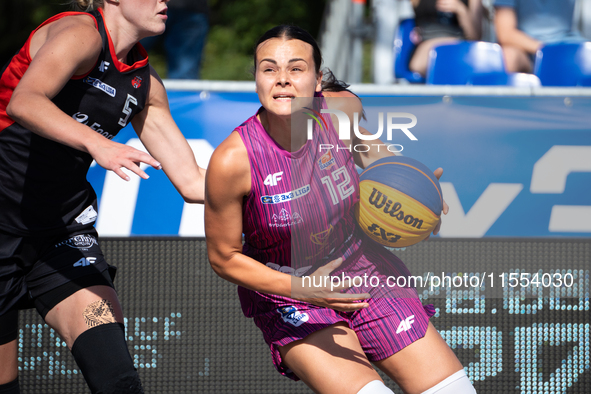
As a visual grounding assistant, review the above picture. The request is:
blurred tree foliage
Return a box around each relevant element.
[0,0,327,80]
[0,1,66,67]
[200,0,327,80]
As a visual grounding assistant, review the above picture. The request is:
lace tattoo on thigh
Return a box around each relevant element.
[83,299,116,328]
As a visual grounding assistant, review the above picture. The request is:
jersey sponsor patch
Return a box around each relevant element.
[261,184,311,204]
[277,306,309,327]
[75,205,98,225]
[266,262,312,277]
[55,234,98,250]
[269,208,303,228]
[318,150,336,170]
[83,76,116,97]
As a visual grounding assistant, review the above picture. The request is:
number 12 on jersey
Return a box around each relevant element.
[321,166,355,205]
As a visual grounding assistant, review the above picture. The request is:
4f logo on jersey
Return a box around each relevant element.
[264,171,283,186]
[98,61,110,72]
[131,76,143,89]
[396,315,415,334]
[73,257,97,267]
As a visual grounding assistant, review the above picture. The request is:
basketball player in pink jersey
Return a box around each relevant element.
[205,25,476,394]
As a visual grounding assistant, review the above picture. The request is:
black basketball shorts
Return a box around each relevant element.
[0,228,115,323]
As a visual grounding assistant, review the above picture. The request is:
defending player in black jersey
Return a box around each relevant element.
[0,0,205,393]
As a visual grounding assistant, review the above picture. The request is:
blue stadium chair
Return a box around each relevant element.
[393,18,425,83]
[533,42,591,86]
[426,41,506,85]
[469,72,541,87]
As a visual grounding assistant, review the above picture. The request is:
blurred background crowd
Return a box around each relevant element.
[1,0,590,86]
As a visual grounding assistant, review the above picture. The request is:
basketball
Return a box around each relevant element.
[355,156,443,247]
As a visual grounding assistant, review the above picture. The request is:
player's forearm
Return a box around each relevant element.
[208,251,293,297]
[7,91,102,153]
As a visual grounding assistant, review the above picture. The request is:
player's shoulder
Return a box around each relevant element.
[35,13,101,53]
[210,131,250,178]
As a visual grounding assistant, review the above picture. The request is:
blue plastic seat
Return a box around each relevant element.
[469,72,541,87]
[426,41,506,85]
[533,42,591,86]
[393,18,425,83]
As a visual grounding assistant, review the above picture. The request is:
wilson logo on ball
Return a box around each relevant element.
[368,188,424,229]
[355,156,443,248]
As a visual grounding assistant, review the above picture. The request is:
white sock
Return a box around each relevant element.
[357,380,395,394]
[421,369,476,394]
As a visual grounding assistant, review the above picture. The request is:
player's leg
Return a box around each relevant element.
[0,231,28,394]
[373,322,474,394]
[42,284,142,394]
[27,230,142,394]
[0,311,19,393]
[279,322,392,394]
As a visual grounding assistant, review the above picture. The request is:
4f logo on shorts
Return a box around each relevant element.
[73,257,97,267]
[396,315,415,334]
[277,306,309,327]
[264,171,283,186]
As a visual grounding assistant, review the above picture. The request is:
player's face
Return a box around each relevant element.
[118,0,170,38]
[255,38,322,118]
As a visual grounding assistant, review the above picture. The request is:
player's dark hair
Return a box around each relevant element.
[253,25,351,93]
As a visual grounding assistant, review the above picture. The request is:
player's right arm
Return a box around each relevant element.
[204,132,369,311]
[6,14,161,181]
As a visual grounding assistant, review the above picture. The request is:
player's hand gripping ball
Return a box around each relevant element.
[355,156,443,247]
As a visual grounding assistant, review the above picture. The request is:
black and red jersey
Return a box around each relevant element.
[0,8,151,236]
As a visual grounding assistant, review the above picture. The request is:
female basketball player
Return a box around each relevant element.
[0,1,204,393]
[204,25,477,394]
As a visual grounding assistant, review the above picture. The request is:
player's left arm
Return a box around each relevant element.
[131,66,206,203]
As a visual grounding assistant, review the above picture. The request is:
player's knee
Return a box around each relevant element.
[421,370,476,394]
[71,322,143,394]
[357,380,394,394]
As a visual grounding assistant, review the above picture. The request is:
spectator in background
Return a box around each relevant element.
[409,0,483,76]
[142,0,209,79]
[494,0,584,73]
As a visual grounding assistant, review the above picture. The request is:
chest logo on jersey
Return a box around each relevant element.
[83,76,116,97]
[310,225,333,247]
[131,76,143,89]
[318,150,336,170]
[269,208,303,228]
[264,171,283,186]
[261,184,311,205]
[98,61,110,72]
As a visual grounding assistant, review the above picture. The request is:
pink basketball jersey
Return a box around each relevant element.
[236,95,362,275]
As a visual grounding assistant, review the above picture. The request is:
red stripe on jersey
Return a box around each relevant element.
[0,12,96,132]
[98,8,149,73]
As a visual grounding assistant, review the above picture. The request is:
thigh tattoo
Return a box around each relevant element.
[83,299,116,328]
